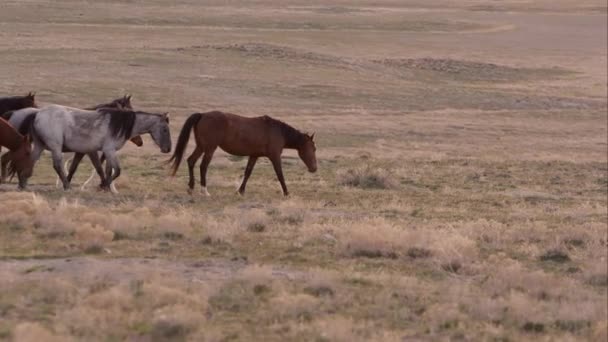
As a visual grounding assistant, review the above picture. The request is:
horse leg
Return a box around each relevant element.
[82,153,103,190]
[100,153,118,193]
[199,147,216,196]
[270,155,289,196]
[237,156,258,195]
[86,152,106,191]
[51,150,69,190]
[186,146,203,194]
[56,157,72,189]
[0,153,10,184]
[103,151,120,194]
[66,153,85,185]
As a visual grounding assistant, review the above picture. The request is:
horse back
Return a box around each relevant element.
[196,111,282,156]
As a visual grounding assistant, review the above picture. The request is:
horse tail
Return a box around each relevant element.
[1,110,14,121]
[169,113,202,175]
[19,112,38,137]
[6,154,17,181]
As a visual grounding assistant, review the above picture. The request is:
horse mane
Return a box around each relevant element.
[87,101,119,110]
[264,116,306,148]
[97,108,137,140]
[0,95,26,102]
[7,156,17,180]
[87,95,131,111]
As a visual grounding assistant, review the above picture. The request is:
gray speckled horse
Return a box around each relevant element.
[21,105,171,192]
[0,96,143,189]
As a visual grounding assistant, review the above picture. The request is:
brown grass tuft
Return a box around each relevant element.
[337,165,398,189]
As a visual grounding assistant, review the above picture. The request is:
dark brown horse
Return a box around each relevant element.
[170,111,317,196]
[0,118,33,189]
[0,92,37,156]
[0,92,37,120]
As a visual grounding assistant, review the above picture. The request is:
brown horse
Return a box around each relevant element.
[0,118,33,189]
[170,111,317,196]
[0,92,37,156]
[0,92,37,119]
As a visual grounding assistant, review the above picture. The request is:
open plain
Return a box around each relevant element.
[0,1,607,341]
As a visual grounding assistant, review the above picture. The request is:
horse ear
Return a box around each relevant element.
[126,94,131,101]
[310,132,315,141]
[23,134,30,144]
[27,92,35,98]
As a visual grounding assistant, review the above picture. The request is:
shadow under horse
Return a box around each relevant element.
[170,111,317,196]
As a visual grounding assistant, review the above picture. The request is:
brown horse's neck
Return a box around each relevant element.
[272,118,305,150]
[0,120,23,150]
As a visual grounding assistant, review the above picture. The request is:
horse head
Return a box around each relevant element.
[149,112,171,153]
[119,94,133,110]
[24,92,37,108]
[298,132,317,173]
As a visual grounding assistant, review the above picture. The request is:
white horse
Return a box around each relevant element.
[22,105,171,192]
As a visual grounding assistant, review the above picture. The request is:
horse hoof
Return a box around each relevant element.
[201,187,211,197]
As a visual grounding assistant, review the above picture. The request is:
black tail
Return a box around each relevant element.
[19,113,37,136]
[169,113,202,175]
[0,110,14,121]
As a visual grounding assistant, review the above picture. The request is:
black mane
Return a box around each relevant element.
[265,116,306,149]
[98,108,137,140]
[86,96,131,111]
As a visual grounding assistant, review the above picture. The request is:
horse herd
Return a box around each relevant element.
[0,93,317,196]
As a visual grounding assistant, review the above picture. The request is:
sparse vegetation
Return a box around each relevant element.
[337,165,398,189]
[1,0,606,340]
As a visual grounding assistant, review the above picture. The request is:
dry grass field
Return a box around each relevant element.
[0,0,607,341]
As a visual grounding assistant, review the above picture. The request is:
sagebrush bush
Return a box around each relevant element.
[337,165,398,189]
